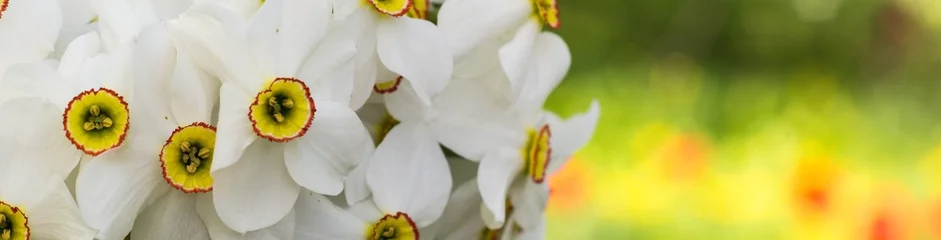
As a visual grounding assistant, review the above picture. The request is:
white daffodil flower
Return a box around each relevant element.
[74,24,223,240]
[0,98,96,240]
[423,179,494,240]
[296,189,447,240]
[0,0,61,79]
[0,30,134,176]
[169,1,369,232]
[331,0,453,109]
[476,101,600,231]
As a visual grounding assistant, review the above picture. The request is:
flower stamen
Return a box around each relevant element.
[249,78,316,142]
[63,88,130,156]
[160,122,217,193]
[368,212,418,240]
[0,201,29,240]
[530,0,560,29]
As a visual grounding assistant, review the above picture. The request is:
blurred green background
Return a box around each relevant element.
[543,0,941,239]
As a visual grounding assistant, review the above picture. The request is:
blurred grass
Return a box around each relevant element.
[541,1,941,238]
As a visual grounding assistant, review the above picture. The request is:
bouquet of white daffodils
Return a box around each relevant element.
[0,0,598,238]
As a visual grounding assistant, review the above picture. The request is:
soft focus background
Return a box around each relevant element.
[543,0,941,239]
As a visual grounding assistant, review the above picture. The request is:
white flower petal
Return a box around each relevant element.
[0,0,61,77]
[366,122,451,226]
[244,0,280,75]
[91,0,140,51]
[477,148,523,228]
[514,32,572,113]
[498,20,540,93]
[170,48,217,125]
[284,101,368,195]
[0,63,73,111]
[509,182,548,231]
[299,25,357,104]
[344,138,376,206]
[294,191,368,239]
[57,32,102,82]
[211,83,258,172]
[546,100,600,175]
[437,0,529,58]
[25,182,96,240]
[200,0,262,19]
[426,179,486,240]
[75,149,168,240]
[169,5,261,90]
[345,7,379,110]
[516,217,546,240]
[384,80,427,123]
[376,17,453,105]
[130,25,180,151]
[347,199,383,221]
[131,193,210,240]
[212,140,300,233]
[431,112,524,161]
[197,194,298,240]
[0,98,80,179]
[276,0,331,76]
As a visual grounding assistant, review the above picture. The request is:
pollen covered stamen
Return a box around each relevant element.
[249,78,316,142]
[64,88,130,156]
[179,141,211,174]
[267,96,294,123]
[368,212,418,240]
[82,105,114,131]
[161,122,216,193]
[521,125,552,183]
[0,201,28,240]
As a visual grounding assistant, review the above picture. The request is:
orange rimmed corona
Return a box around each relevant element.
[62,88,130,156]
[522,125,552,183]
[248,78,316,142]
[366,212,419,240]
[0,201,28,240]
[160,122,217,193]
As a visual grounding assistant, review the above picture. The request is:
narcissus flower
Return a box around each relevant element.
[74,25,222,240]
[331,0,453,109]
[0,30,133,172]
[0,0,62,78]
[169,1,369,232]
[0,98,97,240]
[475,101,600,231]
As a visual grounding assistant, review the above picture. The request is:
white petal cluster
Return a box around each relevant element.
[0,0,599,239]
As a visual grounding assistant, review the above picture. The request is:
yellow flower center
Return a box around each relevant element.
[365,0,412,17]
[0,0,8,21]
[374,113,400,144]
[160,122,217,193]
[374,76,403,94]
[249,78,316,143]
[63,88,130,156]
[366,212,418,240]
[405,0,428,19]
[521,125,551,183]
[0,201,28,240]
[531,0,560,29]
